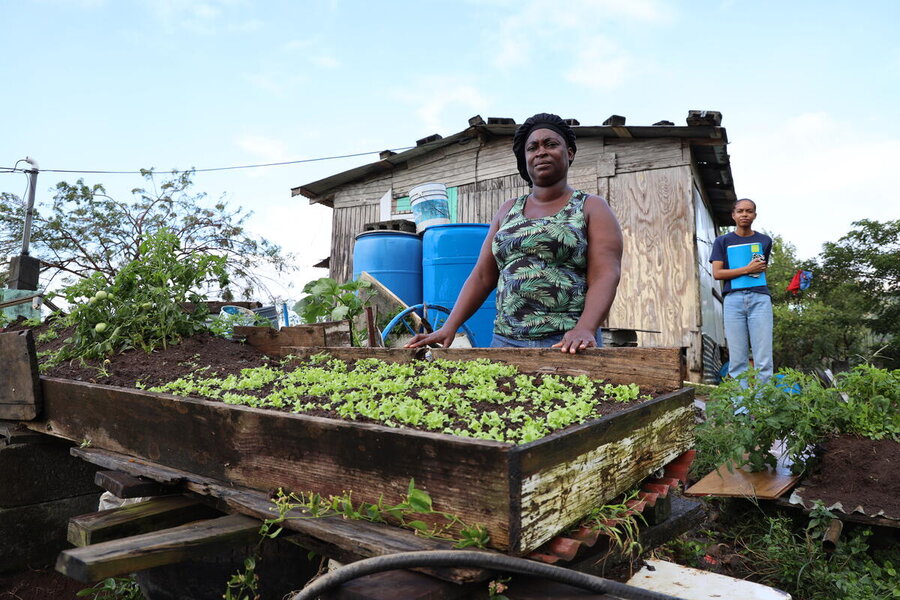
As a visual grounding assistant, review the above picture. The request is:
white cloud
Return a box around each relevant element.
[396,77,489,134]
[730,112,900,260]
[564,37,632,91]
[309,55,340,69]
[234,135,301,179]
[236,135,293,163]
[488,0,667,74]
[246,71,308,96]
[144,0,249,35]
[283,38,341,69]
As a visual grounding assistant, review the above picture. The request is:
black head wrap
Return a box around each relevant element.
[512,113,577,185]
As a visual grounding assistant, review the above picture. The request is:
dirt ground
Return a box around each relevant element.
[0,568,85,600]
[798,434,900,518]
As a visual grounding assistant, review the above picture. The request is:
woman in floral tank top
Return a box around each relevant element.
[407,113,622,353]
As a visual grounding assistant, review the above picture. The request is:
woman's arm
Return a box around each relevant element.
[554,195,624,354]
[404,199,513,348]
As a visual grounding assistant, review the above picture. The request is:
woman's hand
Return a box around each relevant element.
[404,326,457,349]
[552,326,598,354]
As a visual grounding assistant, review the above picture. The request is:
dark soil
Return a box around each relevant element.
[4,317,665,440]
[0,568,85,600]
[44,330,270,389]
[799,434,900,519]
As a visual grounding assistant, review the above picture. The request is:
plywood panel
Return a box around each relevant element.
[685,462,800,500]
[608,167,697,348]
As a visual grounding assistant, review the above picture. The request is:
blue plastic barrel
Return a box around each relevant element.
[422,224,497,347]
[352,231,423,308]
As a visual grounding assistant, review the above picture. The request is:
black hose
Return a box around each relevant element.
[291,550,687,600]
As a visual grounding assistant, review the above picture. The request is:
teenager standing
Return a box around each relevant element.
[710,198,773,383]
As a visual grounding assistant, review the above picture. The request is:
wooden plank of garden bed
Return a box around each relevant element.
[70,447,494,584]
[231,325,320,355]
[0,330,42,420]
[57,513,261,582]
[68,495,221,547]
[510,387,695,552]
[27,377,512,550]
[429,347,686,390]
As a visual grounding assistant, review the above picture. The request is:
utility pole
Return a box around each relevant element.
[8,157,42,290]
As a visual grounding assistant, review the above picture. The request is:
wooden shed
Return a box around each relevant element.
[291,111,737,382]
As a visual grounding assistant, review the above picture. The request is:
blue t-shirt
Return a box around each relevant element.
[709,231,772,296]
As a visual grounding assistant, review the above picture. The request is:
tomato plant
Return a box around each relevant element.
[46,230,228,365]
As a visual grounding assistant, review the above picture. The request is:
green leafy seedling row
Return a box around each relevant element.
[148,354,651,444]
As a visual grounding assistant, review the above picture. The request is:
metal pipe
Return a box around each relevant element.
[20,156,39,255]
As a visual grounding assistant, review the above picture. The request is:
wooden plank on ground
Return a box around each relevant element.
[684,462,800,499]
[57,513,261,582]
[71,447,493,584]
[429,347,685,390]
[68,495,221,547]
[95,470,173,498]
[359,271,424,331]
[0,330,41,420]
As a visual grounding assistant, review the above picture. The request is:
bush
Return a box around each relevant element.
[694,365,899,475]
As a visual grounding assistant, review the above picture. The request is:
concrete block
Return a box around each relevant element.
[0,440,101,507]
[0,493,101,572]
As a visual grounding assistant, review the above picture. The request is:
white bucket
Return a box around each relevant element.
[409,182,450,233]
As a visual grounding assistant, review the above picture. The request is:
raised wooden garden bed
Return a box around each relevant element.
[11,343,693,555]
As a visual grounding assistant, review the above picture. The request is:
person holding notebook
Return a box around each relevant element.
[710,198,773,383]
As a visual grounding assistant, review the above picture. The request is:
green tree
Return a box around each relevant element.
[817,219,899,364]
[767,221,898,370]
[0,169,293,299]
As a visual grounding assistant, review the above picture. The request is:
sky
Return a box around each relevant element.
[2,0,899,303]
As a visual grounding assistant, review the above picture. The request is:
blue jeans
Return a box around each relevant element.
[490,330,604,348]
[724,290,773,383]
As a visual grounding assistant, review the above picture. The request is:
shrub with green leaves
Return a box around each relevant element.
[724,508,899,600]
[694,365,899,475]
[48,230,228,364]
[294,277,371,323]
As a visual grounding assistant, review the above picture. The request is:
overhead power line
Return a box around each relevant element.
[0,146,415,176]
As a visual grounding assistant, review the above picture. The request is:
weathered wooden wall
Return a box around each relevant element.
[325,135,709,377]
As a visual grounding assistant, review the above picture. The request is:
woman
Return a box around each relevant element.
[407,113,623,353]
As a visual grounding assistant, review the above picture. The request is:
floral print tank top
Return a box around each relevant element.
[491,190,589,339]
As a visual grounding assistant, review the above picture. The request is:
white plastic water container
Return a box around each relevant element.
[409,182,450,233]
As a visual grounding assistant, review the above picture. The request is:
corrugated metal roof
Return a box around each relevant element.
[291,115,737,221]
